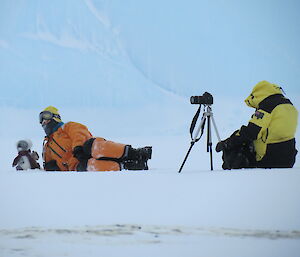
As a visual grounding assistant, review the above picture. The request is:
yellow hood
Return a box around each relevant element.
[245,81,283,109]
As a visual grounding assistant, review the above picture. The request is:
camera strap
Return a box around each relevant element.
[190,105,205,142]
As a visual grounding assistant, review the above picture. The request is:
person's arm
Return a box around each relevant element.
[63,122,93,162]
[64,122,93,149]
[216,109,271,152]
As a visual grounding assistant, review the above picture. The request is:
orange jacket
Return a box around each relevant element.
[43,122,93,171]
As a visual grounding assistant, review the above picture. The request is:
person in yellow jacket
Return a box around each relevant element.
[216,81,298,169]
[40,106,152,171]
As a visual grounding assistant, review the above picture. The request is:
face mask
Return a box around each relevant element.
[42,119,59,136]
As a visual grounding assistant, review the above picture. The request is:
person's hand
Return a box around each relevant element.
[73,146,91,161]
[216,138,234,152]
[44,160,60,171]
[216,140,228,152]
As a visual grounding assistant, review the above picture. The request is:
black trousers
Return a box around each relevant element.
[257,139,297,168]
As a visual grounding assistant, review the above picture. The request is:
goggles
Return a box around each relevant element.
[39,111,61,124]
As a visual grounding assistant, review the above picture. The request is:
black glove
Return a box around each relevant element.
[44,160,60,171]
[73,146,91,161]
[216,139,231,152]
[216,141,224,152]
[216,130,244,153]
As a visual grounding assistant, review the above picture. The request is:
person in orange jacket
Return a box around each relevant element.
[40,106,152,171]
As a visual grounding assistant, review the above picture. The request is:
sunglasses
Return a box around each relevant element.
[39,111,61,124]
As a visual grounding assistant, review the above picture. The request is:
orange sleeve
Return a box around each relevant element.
[63,122,93,149]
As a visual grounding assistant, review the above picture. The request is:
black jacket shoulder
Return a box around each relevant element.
[259,94,293,114]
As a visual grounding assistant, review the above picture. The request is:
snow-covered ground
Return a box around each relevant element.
[1,108,300,257]
[1,0,300,256]
[1,160,300,257]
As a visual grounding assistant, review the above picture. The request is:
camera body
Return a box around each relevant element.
[190,92,213,105]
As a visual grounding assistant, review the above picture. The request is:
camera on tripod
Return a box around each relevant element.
[190,92,213,105]
[179,91,221,172]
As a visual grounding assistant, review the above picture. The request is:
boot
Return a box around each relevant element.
[125,146,152,161]
[122,146,152,170]
[122,159,149,170]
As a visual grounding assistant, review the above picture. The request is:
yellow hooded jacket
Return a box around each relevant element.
[243,81,298,161]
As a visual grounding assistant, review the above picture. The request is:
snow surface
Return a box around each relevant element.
[1,109,300,257]
[1,1,300,257]
[1,168,300,257]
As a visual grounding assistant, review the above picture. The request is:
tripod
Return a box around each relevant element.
[178,105,221,172]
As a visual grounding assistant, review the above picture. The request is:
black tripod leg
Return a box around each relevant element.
[207,116,213,171]
[207,116,210,152]
[178,141,195,173]
[209,144,213,170]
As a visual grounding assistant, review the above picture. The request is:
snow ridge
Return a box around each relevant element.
[1,224,300,240]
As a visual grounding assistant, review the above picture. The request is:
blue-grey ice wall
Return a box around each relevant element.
[0,0,299,108]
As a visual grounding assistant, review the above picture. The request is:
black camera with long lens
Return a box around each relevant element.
[190,92,213,105]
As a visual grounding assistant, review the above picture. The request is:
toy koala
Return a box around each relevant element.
[12,139,41,170]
